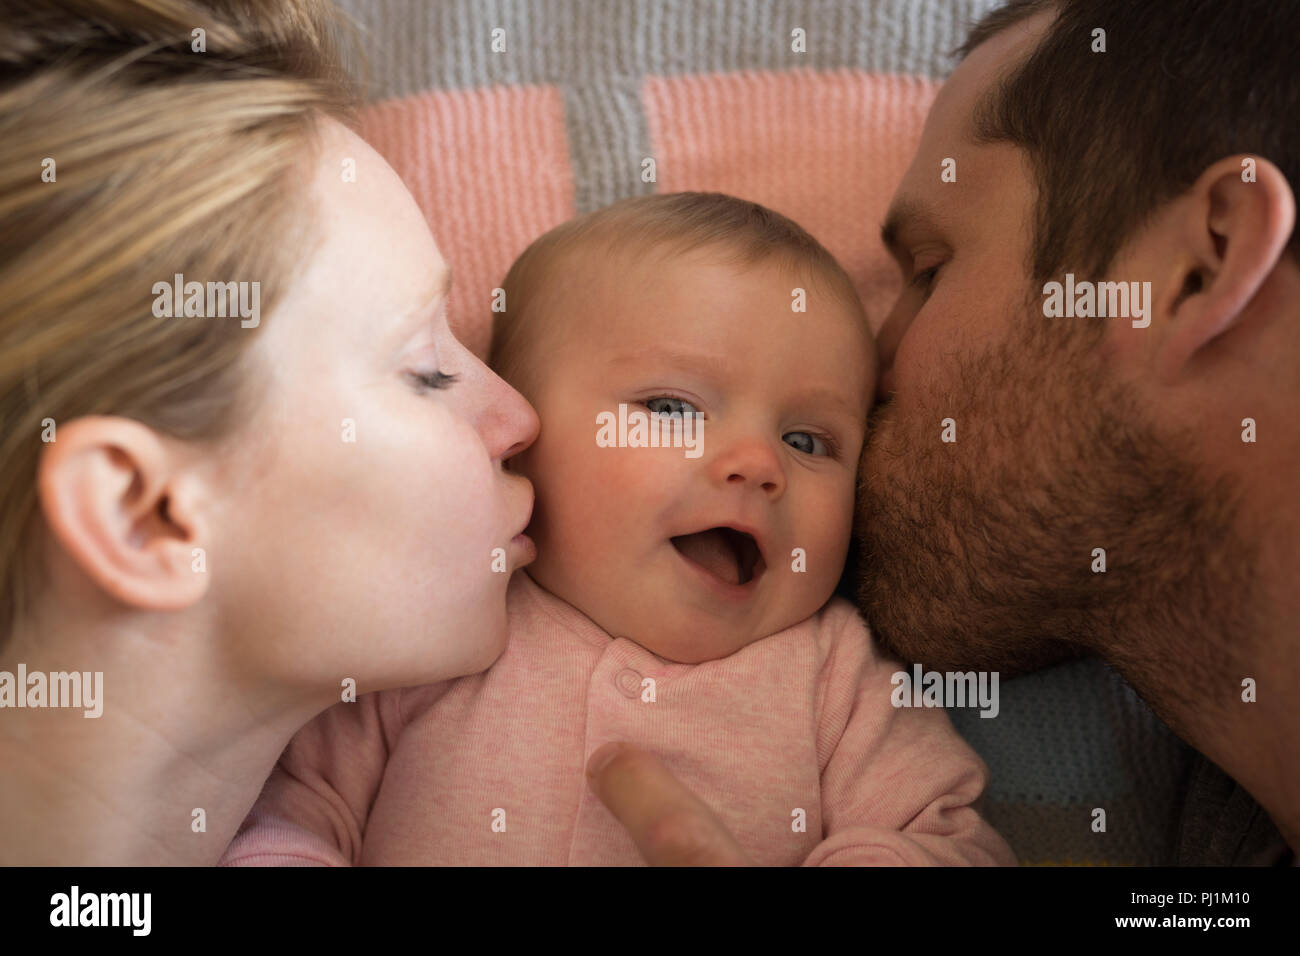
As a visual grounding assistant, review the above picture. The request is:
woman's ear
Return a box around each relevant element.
[1159,154,1297,378]
[36,417,211,610]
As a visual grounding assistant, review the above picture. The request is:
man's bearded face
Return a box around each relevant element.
[857,293,1254,735]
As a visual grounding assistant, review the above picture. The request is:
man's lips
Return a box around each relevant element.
[876,365,898,403]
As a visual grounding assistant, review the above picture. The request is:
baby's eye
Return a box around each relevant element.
[645,396,699,418]
[783,431,830,456]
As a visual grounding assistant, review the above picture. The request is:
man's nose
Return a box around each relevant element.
[874,298,910,402]
[708,434,785,499]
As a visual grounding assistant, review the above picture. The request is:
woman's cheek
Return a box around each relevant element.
[429,417,504,551]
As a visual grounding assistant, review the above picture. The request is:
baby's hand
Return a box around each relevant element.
[585,743,754,866]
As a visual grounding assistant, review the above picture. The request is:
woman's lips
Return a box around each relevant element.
[509,532,536,567]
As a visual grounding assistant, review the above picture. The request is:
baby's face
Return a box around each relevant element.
[510,247,876,663]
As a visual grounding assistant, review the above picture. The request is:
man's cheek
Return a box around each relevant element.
[896,308,950,383]
[893,323,971,424]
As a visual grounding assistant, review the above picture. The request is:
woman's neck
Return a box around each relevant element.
[0,618,326,865]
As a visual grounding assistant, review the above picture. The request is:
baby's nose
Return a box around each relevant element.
[710,435,785,497]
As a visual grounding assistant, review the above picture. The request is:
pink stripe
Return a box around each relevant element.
[362,85,576,359]
[643,69,938,332]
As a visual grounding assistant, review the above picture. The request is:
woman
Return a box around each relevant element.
[0,0,544,865]
[0,0,742,867]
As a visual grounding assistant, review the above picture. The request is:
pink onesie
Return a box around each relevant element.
[221,571,1016,866]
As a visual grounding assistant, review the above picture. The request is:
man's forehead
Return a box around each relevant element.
[934,6,1055,127]
[884,7,1055,240]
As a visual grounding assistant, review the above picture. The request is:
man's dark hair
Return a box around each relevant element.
[960,0,1300,280]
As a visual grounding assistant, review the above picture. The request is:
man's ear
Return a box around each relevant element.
[36,417,211,610]
[1159,154,1296,378]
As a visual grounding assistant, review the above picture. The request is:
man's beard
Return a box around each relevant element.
[856,300,1259,740]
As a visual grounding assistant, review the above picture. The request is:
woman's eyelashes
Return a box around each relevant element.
[409,369,459,393]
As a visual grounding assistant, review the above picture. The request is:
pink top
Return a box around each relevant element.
[221,572,1016,866]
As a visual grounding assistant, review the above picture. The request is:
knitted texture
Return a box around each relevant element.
[333,0,1196,865]
[222,574,1016,866]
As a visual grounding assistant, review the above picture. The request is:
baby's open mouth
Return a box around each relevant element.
[670,527,765,587]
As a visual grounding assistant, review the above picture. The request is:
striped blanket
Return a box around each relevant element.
[335,0,1197,865]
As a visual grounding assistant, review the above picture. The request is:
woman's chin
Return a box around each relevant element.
[450,608,511,678]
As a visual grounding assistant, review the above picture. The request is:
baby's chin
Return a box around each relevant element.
[598,582,836,663]
[618,625,766,665]
[532,552,826,662]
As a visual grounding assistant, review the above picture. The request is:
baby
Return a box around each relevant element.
[221,193,1016,866]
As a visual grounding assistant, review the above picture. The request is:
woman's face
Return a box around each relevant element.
[210,119,538,691]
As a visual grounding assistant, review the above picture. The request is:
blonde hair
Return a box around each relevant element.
[0,0,359,638]
[489,192,868,387]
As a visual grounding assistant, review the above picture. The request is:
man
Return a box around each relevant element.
[588,0,1300,864]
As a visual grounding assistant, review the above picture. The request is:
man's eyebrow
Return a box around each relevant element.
[880,198,940,258]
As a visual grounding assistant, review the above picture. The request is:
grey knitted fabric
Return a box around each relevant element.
[335,0,998,211]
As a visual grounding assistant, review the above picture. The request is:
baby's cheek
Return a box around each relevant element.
[794,489,855,592]
[527,429,625,561]
[608,444,681,489]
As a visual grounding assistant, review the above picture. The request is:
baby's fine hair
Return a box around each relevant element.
[489,191,868,387]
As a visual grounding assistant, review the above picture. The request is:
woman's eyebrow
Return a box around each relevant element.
[418,266,454,309]
[391,266,454,339]
[410,267,454,316]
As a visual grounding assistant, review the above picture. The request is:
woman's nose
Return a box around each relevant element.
[465,355,539,462]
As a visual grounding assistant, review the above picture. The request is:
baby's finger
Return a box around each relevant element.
[585,742,753,866]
